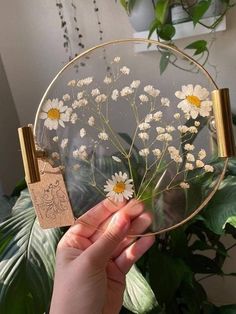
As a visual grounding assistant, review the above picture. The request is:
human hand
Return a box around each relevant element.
[50,199,155,314]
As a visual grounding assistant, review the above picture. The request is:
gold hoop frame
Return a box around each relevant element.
[34,38,228,236]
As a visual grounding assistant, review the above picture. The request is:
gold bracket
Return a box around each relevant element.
[212,88,236,158]
[18,126,46,184]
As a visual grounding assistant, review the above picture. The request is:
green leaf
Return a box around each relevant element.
[155,0,170,24]
[120,0,128,11]
[185,40,208,55]
[148,19,160,39]
[124,265,158,314]
[0,190,62,314]
[160,51,170,74]
[217,304,236,313]
[224,216,236,229]
[158,24,176,41]
[191,0,211,26]
[0,195,17,222]
[202,176,236,234]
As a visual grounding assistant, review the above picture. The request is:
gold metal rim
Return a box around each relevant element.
[33,38,227,236]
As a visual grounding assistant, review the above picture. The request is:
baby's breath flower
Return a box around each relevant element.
[51,152,60,160]
[98,131,109,141]
[194,121,200,127]
[78,99,88,107]
[161,97,170,107]
[178,125,188,133]
[152,148,161,158]
[166,125,175,133]
[77,92,84,100]
[204,165,214,172]
[188,126,198,134]
[180,182,190,189]
[120,66,130,75]
[72,100,79,109]
[138,122,151,131]
[144,85,160,97]
[114,56,120,63]
[80,128,86,138]
[95,94,107,103]
[168,147,182,163]
[153,111,163,121]
[138,132,149,141]
[61,138,68,149]
[130,80,140,89]
[145,114,153,123]
[184,143,195,151]
[53,136,59,142]
[111,89,119,101]
[120,87,134,97]
[88,116,95,126]
[71,112,78,124]
[104,76,112,84]
[77,77,93,87]
[157,133,172,142]
[91,89,100,97]
[112,156,122,163]
[139,148,150,157]
[73,145,88,160]
[186,153,195,162]
[185,163,194,170]
[174,113,180,119]
[156,127,165,134]
[139,95,149,103]
[196,160,204,168]
[67,80,76,87]
[63,94,70,101]
[198,149,206,160]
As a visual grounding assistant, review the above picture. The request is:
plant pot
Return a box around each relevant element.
[128,0,156,32]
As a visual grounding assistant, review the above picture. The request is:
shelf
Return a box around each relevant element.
[133,15,226,53]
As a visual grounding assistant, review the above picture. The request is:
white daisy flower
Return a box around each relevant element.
[120,66,130,75]
[130,80,140,89]
[186,153,195,162]
[138,132,149,141]
[204,165,214,172]
[53,136,59,142]
[63,94,70,101]
[139,95,149,103]
[95,94,107,103]
[174,113,180,119]
[198,149,206,160]
[152,148,161,158]
[139,148,150,157]
[112,156,122,163]
[114,56,121,63]
[80,128,86,138]
[73,145,88,160]
[180,182,190,189]
[120,87,134,97]
[153,111,163,121]
[51,152,60,160]
[39,98,71,130]
[111,89,119,101]
[91,89,100,97]
[71,112,78,124]
[185,163,194,171]
[156,127,165,134]
[196,160,204,168]
[175,84,212,119]
[161,97,170,107]
[104,76,112,84]
[104,171,134,202]
[67,80,76,87]
[61,138,68,149]
[98,131,109,141]
[144,85,160,97]
[138,122,151,131]
[88,116,95,126]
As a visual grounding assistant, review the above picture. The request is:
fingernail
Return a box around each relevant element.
[109,213,129,231]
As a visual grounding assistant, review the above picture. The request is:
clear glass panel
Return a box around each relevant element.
[34,39,226,235]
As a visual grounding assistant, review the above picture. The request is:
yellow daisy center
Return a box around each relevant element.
[47,108,60,120]
[186,95,201,108]
[113,182,125,194]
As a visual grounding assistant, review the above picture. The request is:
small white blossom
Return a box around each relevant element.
[184,143,195,151]
[196,160,204,168]
[157,133,173,142]
[178,125,188,133]
[156,127,165,134]
[73,145,88,160]
[186,153,195,162]
[61,138,68,149]
[204,165,214,172]
[138,132,149,141]
[53,136,59,142]
[120,87,134,97]
[77,77,93,87]
[112,156,122,163]
[130,80,140,89]
[153,111,163,121]
[80,128,86,138]
[104,76,112,84]
[91,89,100,97]
[114,56,120,63]
[166,125,175,133]
[174,113,181,119]
[77,92,84,100]
[51,152,60,160]
[88,116,95,126]
[185,163,194,171]
[139,95,149,103]
[120,66,130,75]
[180,182,190,189]
[67,80,76,87]
[63,94,70,101]
[71,112,78,124]
[98,131,109,141]
[168,146,182,163]
[152,148,161,158]
[95,94,107,103]
[111,89,119,101]
[188,126,198,134]
[145,114,153,123]
[198,149,206,160]
[161,97,170,107]
[139,148,150,157]
[194,121,200,127]
[144,85,160,97]
[138,122,151,131]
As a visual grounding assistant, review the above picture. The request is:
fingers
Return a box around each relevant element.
[115,236,155,274]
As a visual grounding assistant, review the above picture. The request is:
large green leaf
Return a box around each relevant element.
[0,189,62,314]
[124,265,158,314]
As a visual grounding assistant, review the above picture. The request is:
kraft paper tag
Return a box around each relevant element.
[28,159,75,229]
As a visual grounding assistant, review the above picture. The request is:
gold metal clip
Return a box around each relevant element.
[18,126,46,184]
[212,88,236,158]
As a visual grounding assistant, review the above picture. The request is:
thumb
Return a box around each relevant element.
[86,212,130,265]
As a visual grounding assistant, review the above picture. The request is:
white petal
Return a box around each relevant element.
[39,112,47,119]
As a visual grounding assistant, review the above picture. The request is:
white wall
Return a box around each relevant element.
[0,0,235,305]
